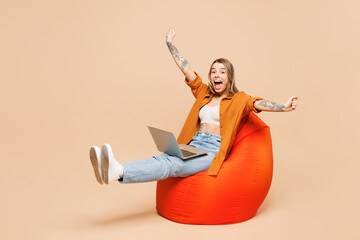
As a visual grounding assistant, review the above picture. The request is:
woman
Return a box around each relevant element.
[89,28,298,184]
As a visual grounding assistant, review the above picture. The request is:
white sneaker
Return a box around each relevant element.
[101,144,123,184]
[89,146,103,184]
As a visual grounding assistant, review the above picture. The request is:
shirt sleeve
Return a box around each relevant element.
[247,96,264,113]
[184,72,208,98]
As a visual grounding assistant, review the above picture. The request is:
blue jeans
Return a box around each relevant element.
[119,131,221,183]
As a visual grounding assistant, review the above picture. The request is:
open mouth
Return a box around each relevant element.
[214,80,223,91]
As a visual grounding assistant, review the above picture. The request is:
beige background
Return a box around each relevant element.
[1,0,359,239]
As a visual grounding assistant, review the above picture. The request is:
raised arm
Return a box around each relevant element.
[254,96,298,112]
[166,28,197,82]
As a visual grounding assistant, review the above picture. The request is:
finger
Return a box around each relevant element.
[288,96,297,102]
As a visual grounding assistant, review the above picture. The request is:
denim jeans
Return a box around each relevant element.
[119,131,221,183]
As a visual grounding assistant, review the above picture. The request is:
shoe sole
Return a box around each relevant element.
[101,144,111,184]
[89,147,103,184]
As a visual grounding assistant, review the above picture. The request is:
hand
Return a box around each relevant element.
[166,28,176,43]
[282,96,298,112]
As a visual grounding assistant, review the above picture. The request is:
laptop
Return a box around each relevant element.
[148,126,208,160]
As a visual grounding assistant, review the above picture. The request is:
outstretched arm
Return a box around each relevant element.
[254,96,298,112]
[166,28,197,82]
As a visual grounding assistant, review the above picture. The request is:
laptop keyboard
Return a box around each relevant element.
[181,149,196,157]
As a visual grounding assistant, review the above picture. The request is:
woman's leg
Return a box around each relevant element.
[120,151,217,183]
[90,132,221,184]
[119,132,221,183]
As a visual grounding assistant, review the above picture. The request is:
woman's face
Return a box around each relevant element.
[210,62,229,96]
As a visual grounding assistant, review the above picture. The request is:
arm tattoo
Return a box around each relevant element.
[181,59,188,70]
[167,41,188,70]
[258,100,285,112]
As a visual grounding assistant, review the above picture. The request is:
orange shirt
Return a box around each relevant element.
[177,73,263,176]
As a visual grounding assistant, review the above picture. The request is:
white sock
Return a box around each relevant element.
[110,158,124,180]
[101,143,125,183]
[117,163,124,178]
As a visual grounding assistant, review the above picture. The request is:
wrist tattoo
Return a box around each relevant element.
[166,41,178,56]
[167,41,188,70]
[258,100,285,112]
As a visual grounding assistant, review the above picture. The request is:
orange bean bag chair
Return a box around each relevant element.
[156,112,273,225]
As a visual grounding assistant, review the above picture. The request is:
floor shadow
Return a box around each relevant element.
[83,209,158,227]
[256,198,273,215]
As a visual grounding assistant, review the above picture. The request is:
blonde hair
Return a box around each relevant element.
[208,58,239,96]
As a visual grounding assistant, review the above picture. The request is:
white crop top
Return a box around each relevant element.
[199,104,220,125]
